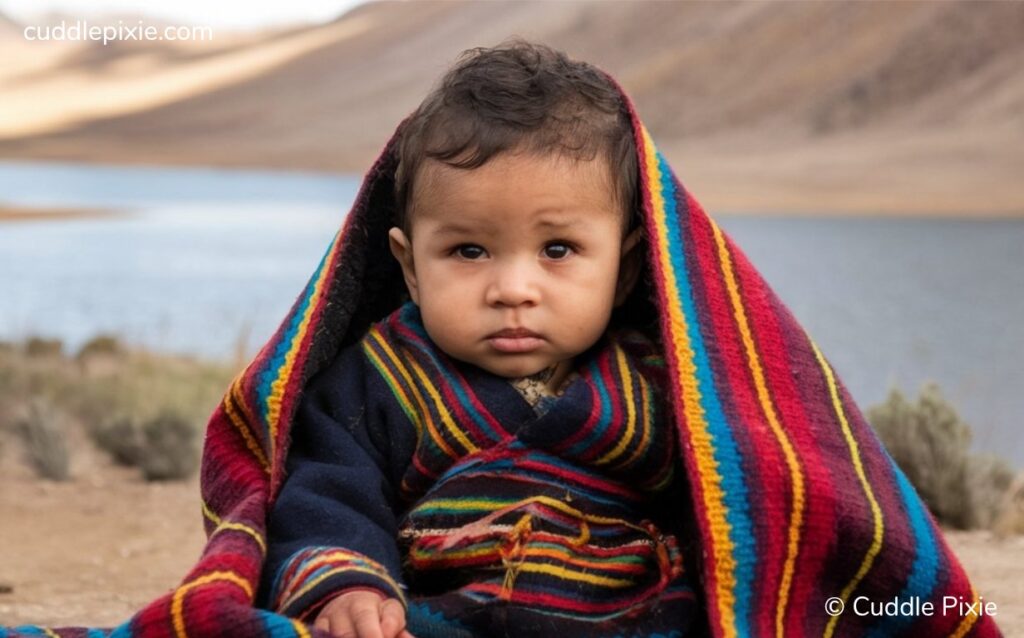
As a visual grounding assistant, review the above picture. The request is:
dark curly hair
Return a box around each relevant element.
[393,37,638,239]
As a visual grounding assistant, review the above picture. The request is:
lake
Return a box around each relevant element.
[1,160,1021,466]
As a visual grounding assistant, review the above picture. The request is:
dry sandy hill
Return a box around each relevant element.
[0,0,1021,215]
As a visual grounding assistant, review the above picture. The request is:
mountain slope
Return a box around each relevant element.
[0,0,1020,215]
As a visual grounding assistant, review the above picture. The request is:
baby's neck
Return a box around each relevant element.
[518,358,574,396]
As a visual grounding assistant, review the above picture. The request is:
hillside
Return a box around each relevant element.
[0,0,1021,215]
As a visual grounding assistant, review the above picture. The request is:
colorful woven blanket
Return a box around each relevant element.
[3,74,1000,637]
[259,300,698,635]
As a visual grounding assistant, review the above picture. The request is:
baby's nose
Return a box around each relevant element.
[485,260,540,307]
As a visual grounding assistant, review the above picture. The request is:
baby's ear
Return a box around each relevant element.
[388,227,420,305]
[614,227,644,307]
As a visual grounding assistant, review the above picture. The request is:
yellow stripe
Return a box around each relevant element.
[414,544,645,573]
[595,346,638,465]
[282,553,408,609]
[411,497,524,513]
[171,571,254,638]
[648,457,676,492]
[370,329,459,459]
[266,229,344,457]
[414,494,652,531]
[363,335,424,440]
[213,522,267,555]
[711,219,805,637]
[641,124,737,637]
[201,499,221,525]
[410,544,499,562]
[947,586,982,638]
[621,372,653,468]
[202,497,266,553]
[516,561,633,588]
[814,340,884,638]
[224,376,271,473]
[202,499,266,555]
[291,619,313,638]
[406,355,478,455]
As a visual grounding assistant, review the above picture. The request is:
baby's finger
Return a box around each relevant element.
[350,600,385,638]
[321,614,350,638]
[314,615,330,633]
[379,599,406,638]
[314,605,356,638]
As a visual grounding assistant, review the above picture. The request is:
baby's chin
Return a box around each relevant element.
[457,352,566,380]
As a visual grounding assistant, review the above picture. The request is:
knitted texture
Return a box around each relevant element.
[258,300,697,635]
[2,72,1001,637]
[376,302,693,631]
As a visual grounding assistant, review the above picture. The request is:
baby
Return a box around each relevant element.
[257,40,699,638]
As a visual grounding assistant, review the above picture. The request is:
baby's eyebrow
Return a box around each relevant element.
[535,217,582,230]
[433,222,489,236]
[432,215,584,236]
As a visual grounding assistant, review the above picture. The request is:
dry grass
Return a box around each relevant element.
[993,472,1024,538]
[0,335,236,482]
[16,397,70,481]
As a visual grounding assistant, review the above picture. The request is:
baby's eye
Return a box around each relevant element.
[543,242,574,260]
[453,244,487,260]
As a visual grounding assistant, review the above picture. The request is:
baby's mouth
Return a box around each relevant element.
[486,328,544,353]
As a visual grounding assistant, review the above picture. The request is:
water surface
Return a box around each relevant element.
[1,161,1020,465]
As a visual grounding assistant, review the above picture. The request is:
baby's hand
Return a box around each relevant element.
[313,589,414,638]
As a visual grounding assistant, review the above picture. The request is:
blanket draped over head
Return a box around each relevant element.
[7,73,1000,638]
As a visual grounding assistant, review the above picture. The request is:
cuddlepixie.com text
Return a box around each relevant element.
[24,20,213,46]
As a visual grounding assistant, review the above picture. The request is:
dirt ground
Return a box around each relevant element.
[1,448,1021,633]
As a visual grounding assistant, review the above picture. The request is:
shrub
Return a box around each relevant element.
[967,453,1016,529]
[992,472,1024,537]
[91,417,145,467]
[868,383,1014,530]
[18,397,70,481]
[24,337,63,358]
[138,410,200,481]
[90,410,200,481]
[76,335,125,360]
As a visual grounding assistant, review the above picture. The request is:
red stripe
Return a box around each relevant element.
[465,581,691,614]
[686,196,786,632]
[514,458,642,501]
[269,229,350,495]
[550,369,604,453]
[390,319,494,447]
[609,88,723,634]
[579,349,627,463]
[733,250,836,636]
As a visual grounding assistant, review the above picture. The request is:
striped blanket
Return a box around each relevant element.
[3,75,1000,637]
[258,300,698,635]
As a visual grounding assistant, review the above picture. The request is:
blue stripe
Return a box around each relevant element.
[655,148,754,633]
[257,232,337,426]
[108,621,132,638]
[437,463,633,509]
[566,359,613,456]
[866,457,940,637]
[259,607,305,637]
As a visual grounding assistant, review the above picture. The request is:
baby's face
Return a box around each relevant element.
[388,151,642,379]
